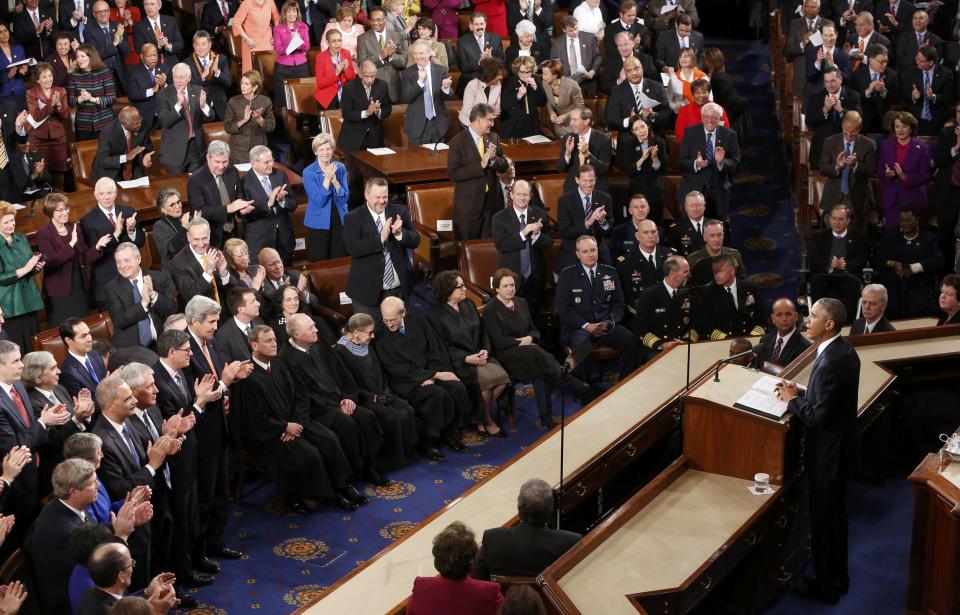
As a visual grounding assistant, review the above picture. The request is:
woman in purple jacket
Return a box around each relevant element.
[876,111,931,230]
[422,0,460,40]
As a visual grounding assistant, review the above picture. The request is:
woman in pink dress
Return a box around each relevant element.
[233,0,280,73]
[320,7,365,59]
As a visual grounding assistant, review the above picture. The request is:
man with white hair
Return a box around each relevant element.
[850,284,895,334]
[80,177,146,307]
[104,242,178,348]
[168,217,233,307]
[156,62,214,174]
[400,39,453,145]
[186,140,252,249]
[677,101,741,219]
[241,145,299,265]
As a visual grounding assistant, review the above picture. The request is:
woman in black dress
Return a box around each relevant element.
[500,55,546,140]
[615,116,667,223]
[335,313,422,467]
[429,271,512,437]
[483,269,585,429]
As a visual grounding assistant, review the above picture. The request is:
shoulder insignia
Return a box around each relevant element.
[617,255,626,262]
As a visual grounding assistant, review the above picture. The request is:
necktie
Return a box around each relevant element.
[950,155,960,187]
[150,68,156,82]
[727,285,737,308]
[670,288,675,299]
[103,25,109,38]
[32,11,39,28]
[918,32,923,47]
[648,253,655,266]
[173,371,189,402]
[871,71,879,82]
[124,131,133,181]
[0,137,9,169]
[583,195,590,214]
[633,85,642,112]
[261,176,273,211]
[221,0,229,20]
[807,19,814,32]
[131,280,154,346]
[423,68,435,120]
[375,216,397,288]
[139,414,171,488]
[705,132,715,164]
[120,425,140,465]
[107,211,115,225]
[518,213,531,278]
[85,356,100,384]
[200,340,219,378]
[216,175,230,207]
[477,135,484,157]
[378,33,384,50]
[841,141,852,195]
[8,387,30,427]
[569,38,578,72]
[181,90,195,139]
[588,268,595,286]
[696,222,702,236]
[153,20,162,40]
[922,72,933,120]
[770,337,783,363]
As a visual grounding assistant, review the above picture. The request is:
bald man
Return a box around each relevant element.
[91,106,156,182]
[750,297,811,368]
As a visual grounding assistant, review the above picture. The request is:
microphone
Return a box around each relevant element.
[713,349,756,382]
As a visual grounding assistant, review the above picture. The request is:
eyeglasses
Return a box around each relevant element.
[454,284,465,289]
[175,346,192,354]
[382,316,403,325]
[53,207,69,214]
[125,559,136,570]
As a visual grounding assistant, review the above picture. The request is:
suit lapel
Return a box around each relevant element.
[0,389,27,429]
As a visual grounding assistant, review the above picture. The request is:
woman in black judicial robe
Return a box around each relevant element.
[230,357,336,506]
[482,269,572,428]
[429,271,512,437]
[334,313,420,469]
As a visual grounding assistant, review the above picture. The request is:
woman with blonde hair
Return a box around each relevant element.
[0,201,46,348]
[500,55,545,139]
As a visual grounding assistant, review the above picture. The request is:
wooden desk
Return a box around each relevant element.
[908,451,960,615]
[349,141,562,187]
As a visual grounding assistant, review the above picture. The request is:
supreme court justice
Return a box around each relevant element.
[280,313,389,486]
[374,297,466,454]
[750,297,811,368]
[776,298,860,605]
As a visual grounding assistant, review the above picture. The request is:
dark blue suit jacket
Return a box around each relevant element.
[787,336,860,482]
[59,350,107,403]
[0,381,47,521]
[31,498,86,615]
[555,263,626,341]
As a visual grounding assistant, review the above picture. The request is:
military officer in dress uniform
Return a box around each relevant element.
[615,219,675,314]
[555,235,640,381]
[633,255,695,359]
[697,255,768,340]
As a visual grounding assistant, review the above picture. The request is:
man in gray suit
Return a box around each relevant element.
[356,6,406,103]
[818,110,876,224]
[156,63,214,174]
[400,40,453,146]
[550,15,601,95]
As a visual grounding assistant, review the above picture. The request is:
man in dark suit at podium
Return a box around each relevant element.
[474,478,582,580]
[776,298,860,605]
[750,297,811,369]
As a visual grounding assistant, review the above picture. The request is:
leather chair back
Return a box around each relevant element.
[665,133,680,173]
[252,50,277,99]
[531,174,565,224]
[203,121,229,146]
[458,239,499,292]
[0,549,40,615]
[70,140,99,188]
[304,257,354,323]
[407,182,457,274]
[32,312,114,365]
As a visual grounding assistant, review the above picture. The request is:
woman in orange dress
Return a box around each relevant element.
[233,0,280,73]
[110,0,142,65]
[665,48,707,110]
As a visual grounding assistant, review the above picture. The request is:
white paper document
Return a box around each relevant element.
[285,32,304,56]
[118,177,150,189]
[6,58,36,69]
[234,163,253,172]
[660,3,678,14]
[420,143,449,151]
[733,375,789,419]
[659,72,671,86]
[639,90,661,109]
[367,147,396,155]
[808,30,823,47]
[522,134,552,144]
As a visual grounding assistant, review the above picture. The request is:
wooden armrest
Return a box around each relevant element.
[464,281,490,305]
[315,304,346,328]
[413,221,441,244]
[74,176,94,189]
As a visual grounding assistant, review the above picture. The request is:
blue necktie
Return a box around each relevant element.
[705,132,715,164]
[398,323,405,335]
[423,68,436,120]
[840,141,852,195]
[922,72,933,120]
[85,356,100,384]
[376,216,397,288]
[518,213,532,279]
[131,280,154,346]
[121,425,140,465]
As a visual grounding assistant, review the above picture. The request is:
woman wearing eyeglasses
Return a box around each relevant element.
[500,55,545,139]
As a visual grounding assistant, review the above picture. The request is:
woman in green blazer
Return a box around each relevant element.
[0,201,45,350]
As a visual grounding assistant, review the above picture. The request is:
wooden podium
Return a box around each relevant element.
[540,365,800,614]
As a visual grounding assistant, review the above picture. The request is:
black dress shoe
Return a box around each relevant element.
[213,546,244,559]
[793,575,840,604]
[194,557,221,575]
[287,499,309,515]
[364,468,391,487]
[564,373,592,401]
[175,591,198,609]
[418,446,446,462]
[183,571,215,587]
[334,494,360,511]
[446,438,467,452]
[536,416,556,430]
[341,485,370,505]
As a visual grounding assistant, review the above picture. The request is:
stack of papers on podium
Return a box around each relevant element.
[522,135,552,144]
[420,143,449,151]
[367,147,396,155]
[734,375,789,419]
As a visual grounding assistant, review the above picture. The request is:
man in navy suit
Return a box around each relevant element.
[604,57,670,133]
[199,0,239,52]
[556,165,613,271]
[400,40,452,146]
[168,217,234,308]
[555,236,639,380]
[653,13,703,69]
[12,0,55,62]
[58,318,108,404]
[80,178,146,307]
[58,0,95,39]
[343,178,421,318]
[85,0,130,89]
[776,298,861,605]
[132,0,184,75]
[126,44,169,130]
[188,30,232,120]
[187,140,251,249]
[894,9,941,71]
[241,145,298,265]
[805,23,852,92]
[678,103,741,219]
[0,340,69,547]
[558,106,612,194]
[750,298,811,369]
[105,243,178,348]
[455,12,505,98]
[850,284,896,334]
[899,46,955,136]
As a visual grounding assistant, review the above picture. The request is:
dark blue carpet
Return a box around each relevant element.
[180,285,580,613]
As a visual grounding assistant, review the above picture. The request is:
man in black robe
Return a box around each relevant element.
[231,325,369,512]
[374,297,466,454]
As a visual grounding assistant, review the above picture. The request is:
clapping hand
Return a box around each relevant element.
[695,150,709,169]
[198,89,207,109]
[1,446,30,484]
[911,83,921,102]
[39,402,70,427]
[715,145,726,165]
[73,389,95,421]
[0,581,27,615]
[125,212,138,234]
[441,75,453,90]
[884,163,897,178]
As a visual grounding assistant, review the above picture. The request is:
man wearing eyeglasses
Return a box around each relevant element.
[91,106,155,183]
[850,45,898,134]
[77,542,179,613]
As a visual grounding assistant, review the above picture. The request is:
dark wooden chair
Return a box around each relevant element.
[407,182,457,275]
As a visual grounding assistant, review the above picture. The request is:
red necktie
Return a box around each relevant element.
[9,387,39,466]
[221,0,229,20]
[108,212,115,225]
[124,131,133,180]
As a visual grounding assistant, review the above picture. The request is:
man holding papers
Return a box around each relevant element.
[604,56,670,132]
[775,298,860,605]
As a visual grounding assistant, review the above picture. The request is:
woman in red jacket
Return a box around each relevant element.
[314,29,356,111]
